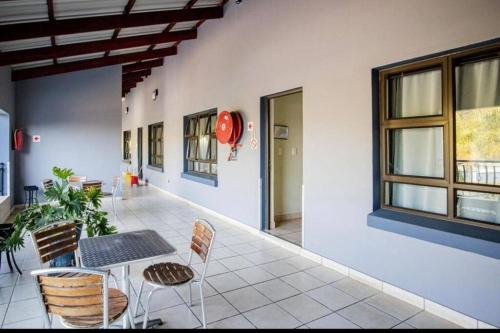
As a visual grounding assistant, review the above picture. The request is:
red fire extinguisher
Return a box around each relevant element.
[13,129,23,151]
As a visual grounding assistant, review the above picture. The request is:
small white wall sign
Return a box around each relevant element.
[32,135,41,143]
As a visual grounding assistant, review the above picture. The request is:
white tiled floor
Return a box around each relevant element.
[0,186,463,329]
[267,218,302,246]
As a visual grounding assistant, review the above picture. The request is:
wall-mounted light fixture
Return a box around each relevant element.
[152,89,159,101]
[121,97,125,102]
[124,107,129,115]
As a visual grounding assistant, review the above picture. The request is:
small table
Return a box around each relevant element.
[78,229,176,328]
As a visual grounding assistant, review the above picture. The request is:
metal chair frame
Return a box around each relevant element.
[134,218,216,329]
[111,175,121,217]
[31,267,134,329]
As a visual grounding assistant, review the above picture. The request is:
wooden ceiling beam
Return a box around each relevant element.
[122,59,163,74]
[123,69,151,80]
[123,77,143,85]
[105,0,136,57]
[0,6,222,42]
[0,30,195,66]
[12,47,176,81]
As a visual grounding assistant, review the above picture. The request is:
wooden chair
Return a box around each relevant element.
[111,176,121,217]
[31,221,81,268]
[81,180,103,192]
[134,219,216,328]
[68,175,87,183]
[31,267,133,328]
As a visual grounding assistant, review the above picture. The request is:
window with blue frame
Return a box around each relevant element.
[183,109,218,182]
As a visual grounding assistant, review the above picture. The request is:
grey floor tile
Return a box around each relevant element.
[206,272,249,293]
[234,266,275,285]
[190,294,239,324]
[134,287,184,313]
[365,293,422,321]
[148,303,201,329]
[265,247,296,260]
[393,322,415,329]
[222,286,272,312]
[337,302,401,329]
[10,282,38,302]
[207,314,255,329]
[0,303,7,325]
[243,251,279,265]
[283,256,320,270]
[307,284,358,311]
[253,278,301,302]
[0,273,18,288]
[281,271,325,292]
[3,298,44,324]
[405,311,462,329]
[277,294,332,323]
[2,316,44,328]
[259,260,300,277]
[243,303,301,329]
[192,260,229,277]
[218,255,254,271]
[227,243,259,255]
[332,278,380,300]
[0,286,13,305]
[304,265,347,284]
[174,281,218,304]
[307,313,360,329]
[211,247,238,260]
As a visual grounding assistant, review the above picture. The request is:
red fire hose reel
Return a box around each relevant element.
[216,111,243,160]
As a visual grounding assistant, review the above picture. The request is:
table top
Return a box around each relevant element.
[78,229,176,268]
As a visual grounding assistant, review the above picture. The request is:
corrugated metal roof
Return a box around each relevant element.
[130,0,188,13]
[11,59,54,70]
[0,0,48,25]
[56,30,115,45]
[58,51,106,63]
[118,24,169,38]
[109,45,150,56]
[153,42,176,50]
[0,37,52,52]
[54,0,128,19]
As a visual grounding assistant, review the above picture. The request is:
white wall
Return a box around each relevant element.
[122,0,500,326]
[272,92,303,219]
[15,66,122,203]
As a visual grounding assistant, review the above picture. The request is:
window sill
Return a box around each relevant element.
[368,209,500,259]
[147,165,163,173]
[181,172,217,187]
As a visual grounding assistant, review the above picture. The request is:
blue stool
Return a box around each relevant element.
[23,185,39,207]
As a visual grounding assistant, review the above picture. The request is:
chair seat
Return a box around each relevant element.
[24,185,39,191]
[143,262,194,286]
[61,288,128,328]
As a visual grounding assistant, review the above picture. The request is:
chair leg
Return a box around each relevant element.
[142,288,157,329]
[5,250,13,272]
[133,280,145,318]
[9,251,22,275]
[188,283,193,307]
[0,250,3,271]
[199,284,207,329]
[112,196,117,217]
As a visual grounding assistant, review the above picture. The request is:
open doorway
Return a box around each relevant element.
[261,88,303,246]
[0,109,10,198]
[137,127,143,179]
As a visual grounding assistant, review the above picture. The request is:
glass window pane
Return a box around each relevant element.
[199,163,210,174]
[188,138,197,159]
[457,190,500,225]
[194,162,199,171]
[210,115,217,133]
[199,135,210,160]
[200,116,209,135]
[388,127,444,178]
[210,138,217,160]
[385,182,447,215]
[455,57,500,186]
[211,163,217,175]
[388,68,442,118]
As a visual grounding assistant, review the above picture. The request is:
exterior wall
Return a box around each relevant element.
[15,66,122,203]
[0,66,15,221]
[122,0,500,326]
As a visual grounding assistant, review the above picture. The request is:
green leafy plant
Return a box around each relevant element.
[3,166,117,251]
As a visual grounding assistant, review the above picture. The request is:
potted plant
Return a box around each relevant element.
[2,166,117,267]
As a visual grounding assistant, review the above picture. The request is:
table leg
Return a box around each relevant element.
[122,265,130,329]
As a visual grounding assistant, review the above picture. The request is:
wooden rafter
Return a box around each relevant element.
[105,0,136,57]
[12,47,177,81]
[0,6,223,42]
[0,30,196,66]
[122,59,163,74]
[123,69,151,81]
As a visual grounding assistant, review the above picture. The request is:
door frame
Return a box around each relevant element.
[260,87,303,238]
[137,127,143,179]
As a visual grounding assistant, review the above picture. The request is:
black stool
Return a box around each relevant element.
[23,185,39,207]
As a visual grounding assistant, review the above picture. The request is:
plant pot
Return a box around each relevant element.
[50,222,83,268]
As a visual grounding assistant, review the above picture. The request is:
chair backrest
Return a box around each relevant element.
[68,175,87,183]
[190,219,216,264]
[82,180,102,192]
[41,179,54,192]
[31,221,78,265]
[31,267,111,328]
